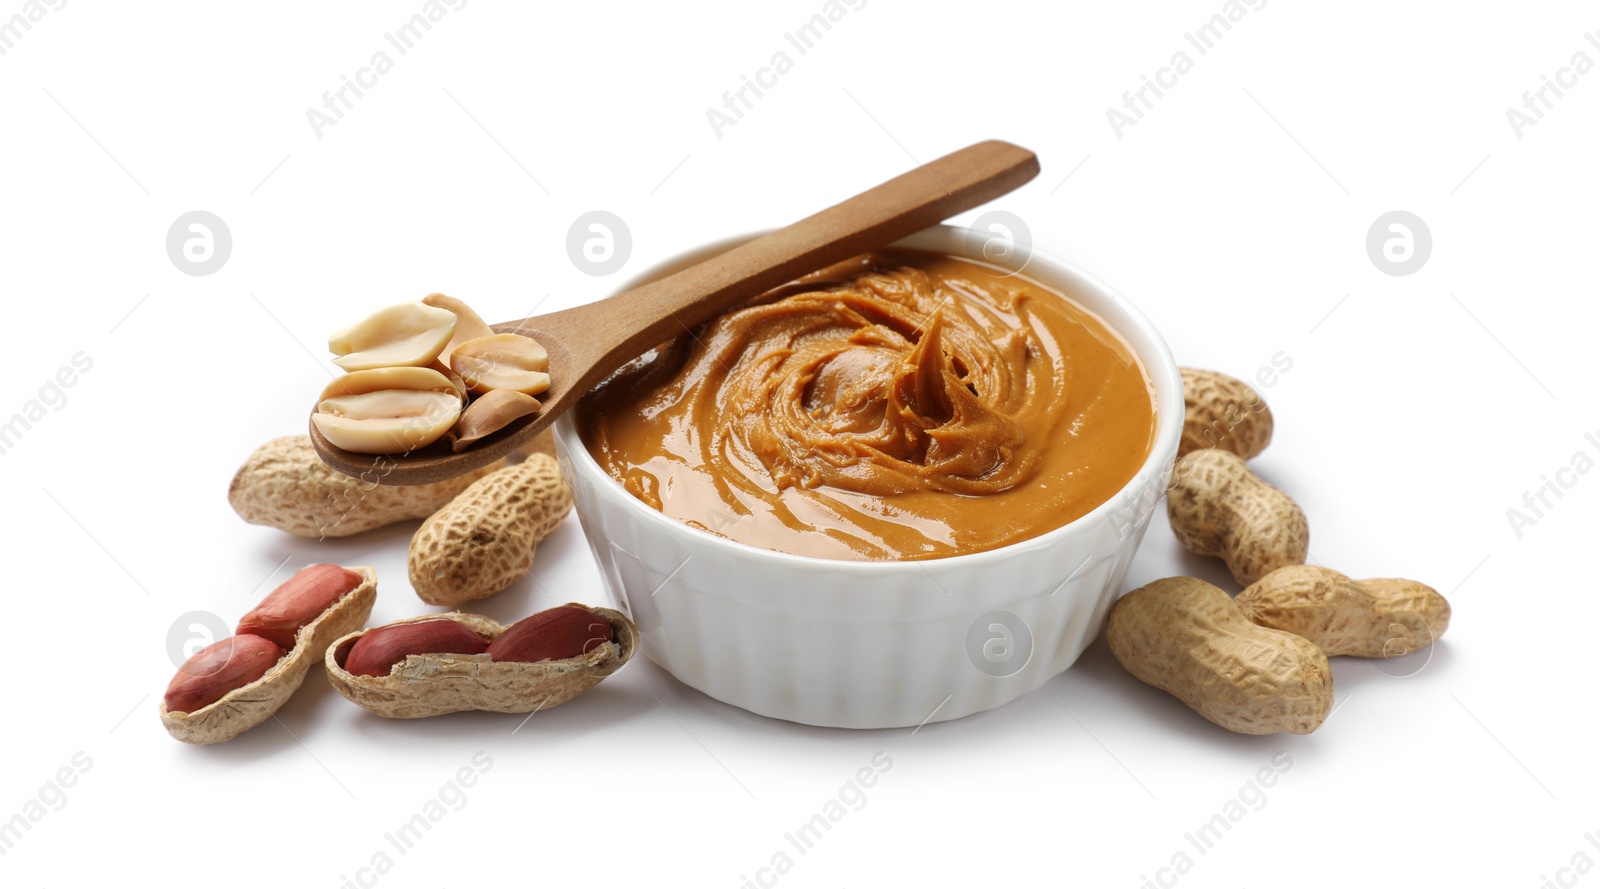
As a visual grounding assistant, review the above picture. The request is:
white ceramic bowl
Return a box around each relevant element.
[553,225,1182,728]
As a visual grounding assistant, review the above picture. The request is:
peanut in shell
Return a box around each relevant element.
[325,605,637,719]
[159,566,377,745]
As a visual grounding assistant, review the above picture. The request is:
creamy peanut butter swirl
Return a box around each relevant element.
[581,251,1155,561]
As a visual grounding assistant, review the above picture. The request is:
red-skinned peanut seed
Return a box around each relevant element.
[487,606,614,664]
[342,619,490,678]
[237,564,362,649]
[164,634,286,713]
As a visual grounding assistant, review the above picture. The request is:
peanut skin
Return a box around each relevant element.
[1237,565,1450,658]
[1107,576,1333,735]
[1167,449,1308,586]
[1179,367,1274,459]
[164,635,286,713]
[237,564,362,649]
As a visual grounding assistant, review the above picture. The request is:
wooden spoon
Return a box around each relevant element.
[310,139,1040,485]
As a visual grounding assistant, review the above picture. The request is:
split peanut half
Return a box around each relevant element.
[451,333,551,396]
[449,389,542,452]
[329,301,458,371]
[312,366,463,454]
[422,293,496,363]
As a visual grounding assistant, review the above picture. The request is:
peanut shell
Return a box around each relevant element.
[1236,565,1451,658]
[408,454,571,605]
[1167,449,1309,586]
[1107,576,1333,735]
[228,436,506,538]
[1179,367,1274,459]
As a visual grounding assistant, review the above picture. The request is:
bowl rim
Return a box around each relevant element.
[553,223,1183,575]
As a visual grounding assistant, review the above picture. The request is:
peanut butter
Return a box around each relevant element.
[579,250,1156,561]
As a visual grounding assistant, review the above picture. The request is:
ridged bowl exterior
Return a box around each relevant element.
[554,226,1182,728]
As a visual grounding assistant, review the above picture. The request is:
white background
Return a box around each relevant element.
[2,1,1595,886]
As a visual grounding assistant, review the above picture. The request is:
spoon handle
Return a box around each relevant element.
[534,140,1039,366]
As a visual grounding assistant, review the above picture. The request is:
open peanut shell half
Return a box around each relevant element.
[159,566,378,745]
[325,604,637,718]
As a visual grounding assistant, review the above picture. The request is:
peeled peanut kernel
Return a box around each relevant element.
[329,301,457,371]
[343,619,490,678]
[1237,565,1451,658]
[422,293,495,363]
[317,366,461,401]
[319,390,455,420]
[488,606,614,663]
[451,333,551,396]
[314,391,460,454]
[164,634,286,713]
[313,367,462,455]
[450,389,542,452]
[1167,449,1308,586]
[237,564,363,649]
